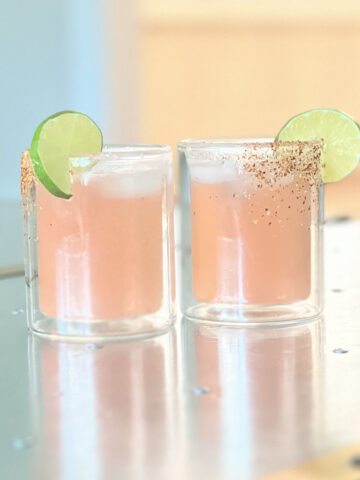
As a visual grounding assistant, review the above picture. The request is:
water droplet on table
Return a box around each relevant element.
[192,387,209,396]
[333,348,349,354]
[327,216,350,224]
[87,343,103,350]
[11,309,24,316]
[331,288,343,293]
[12,436,35,450]
[351,454,360,467]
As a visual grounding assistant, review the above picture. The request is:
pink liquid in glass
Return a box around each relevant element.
[190,176,313,305]
[36,176,163,320]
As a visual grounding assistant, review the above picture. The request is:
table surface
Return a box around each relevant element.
[1,216,360,480]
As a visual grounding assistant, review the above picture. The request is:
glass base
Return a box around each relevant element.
[184,301,322,327]
[29,314,176,342]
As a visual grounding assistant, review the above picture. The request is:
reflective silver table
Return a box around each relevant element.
[1,220,360,479]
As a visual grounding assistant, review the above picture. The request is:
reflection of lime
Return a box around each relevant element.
[30,111,102,198]
[276,109,360,183]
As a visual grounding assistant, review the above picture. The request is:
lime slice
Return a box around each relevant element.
[30,111,102,198]
[276,109,360,183]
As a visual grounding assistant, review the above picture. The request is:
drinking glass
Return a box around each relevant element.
[21,145,176,339]
[178,138,323,324]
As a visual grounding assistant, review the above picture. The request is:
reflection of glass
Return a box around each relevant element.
[22,146,176,339]
[178,139,324,324]
[29,331,179,479]
[182,319,323,479]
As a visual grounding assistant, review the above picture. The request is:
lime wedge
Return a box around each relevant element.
[276,109,360,183]
[30,111,102,198]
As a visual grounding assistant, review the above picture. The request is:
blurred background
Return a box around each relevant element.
[1,0,360,268]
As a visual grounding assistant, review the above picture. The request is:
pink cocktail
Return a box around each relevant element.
[191,178,312,304]
[179,139,323,324]
[22,146,175,338]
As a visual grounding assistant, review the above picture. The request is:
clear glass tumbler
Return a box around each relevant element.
[178,138,324,325]
[21,145,176,339]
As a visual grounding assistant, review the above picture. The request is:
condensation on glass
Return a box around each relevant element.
[21,146,176,339]
[178,138,324,325]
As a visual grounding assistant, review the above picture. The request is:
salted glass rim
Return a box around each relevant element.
[178,137,323,151]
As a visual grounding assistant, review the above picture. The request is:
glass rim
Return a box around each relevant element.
[178,137,323,151]
[69,144,172,163]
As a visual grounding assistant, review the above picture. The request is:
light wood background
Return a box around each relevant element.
[138,0,360,217]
